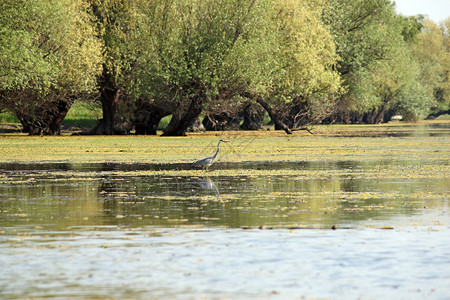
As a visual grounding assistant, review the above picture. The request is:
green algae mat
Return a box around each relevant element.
[1,121,450,300]
[1,121,448,229]
[1,121,448,166]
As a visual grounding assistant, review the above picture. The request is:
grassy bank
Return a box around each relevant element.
[62,102,102,128]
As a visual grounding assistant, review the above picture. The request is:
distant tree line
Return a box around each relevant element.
[1,0,449,135]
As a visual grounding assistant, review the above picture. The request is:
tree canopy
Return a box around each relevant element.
[127,0,341,134]
[0,0,103,134]
[413,18,450,116]
[1,0,448,135]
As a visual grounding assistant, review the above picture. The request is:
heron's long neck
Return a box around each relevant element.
[212,141,222,159]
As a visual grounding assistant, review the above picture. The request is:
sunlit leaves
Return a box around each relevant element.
[132,0,274,102]
[322,0,441,120]
[270,0,341,98]
[412,18,450,113]
[90,0,144,81]
[127,0,342,120]
[0,0,103,109]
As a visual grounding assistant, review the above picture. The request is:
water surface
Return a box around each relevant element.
[1,126,449,299]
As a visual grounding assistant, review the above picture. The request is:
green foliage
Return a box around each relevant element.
[0,0,103,93]
[158,115,173,131]
[0,0,103,114]
[266,0,342,124]
[268,0,341,97]
[128,0,341,126]
[412,18,450,113]
[371,47,435,120]
[89,0,144,82]
[323,0,441,121]
[132,0,273,103]
[1,0,447,132]
[323,0,399,117]
[63,102,102,127]
[0,111,19,124]
[323,0,396,75]
[0,1,56,92]
[398,15,425,43]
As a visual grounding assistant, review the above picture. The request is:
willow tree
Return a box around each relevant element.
[130,0,340,135]
[414,19,450,119]
[88,0,147,134]
[0,0,103,134]
[363,43,434,123]
[322,0,442,123]
[358,16,439,123]
[322,0,404,123]
[248,0,342,133]
[129,0,274,135]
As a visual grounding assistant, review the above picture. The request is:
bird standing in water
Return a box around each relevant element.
[191,139,230,170]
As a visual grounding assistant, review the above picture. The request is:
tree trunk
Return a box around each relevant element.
[187,116,205,132]
[240,102,264,130]
[17,100,73,135]
[202,112,242,131]
[425,109,450,120]
[161,98,204,136]
[101,87,119,134]
[255,98,292,134]
[90,85,120,134]
[134,101,171,135]
[90,70,131,135]
[374,106,386,124]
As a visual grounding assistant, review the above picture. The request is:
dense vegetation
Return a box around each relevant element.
[1,0,449,135]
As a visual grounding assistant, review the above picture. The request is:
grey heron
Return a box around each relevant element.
[191,139,230,170]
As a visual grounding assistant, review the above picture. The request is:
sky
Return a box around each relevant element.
[392,0,450,23]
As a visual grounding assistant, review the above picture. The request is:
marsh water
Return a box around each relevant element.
[1,124,449,299]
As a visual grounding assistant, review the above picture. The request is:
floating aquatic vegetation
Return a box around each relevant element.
[0,122,448,231]
[0,121,449,165]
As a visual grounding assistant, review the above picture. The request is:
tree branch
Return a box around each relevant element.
[242,92,292,134]
[290,127,314,134]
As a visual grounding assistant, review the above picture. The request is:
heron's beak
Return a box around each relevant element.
[223,140,230,143]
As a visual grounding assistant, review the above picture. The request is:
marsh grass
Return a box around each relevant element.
[158,115,172,130]
[0,111,19,124]
[0,102,101,130]
[62,102,102,128]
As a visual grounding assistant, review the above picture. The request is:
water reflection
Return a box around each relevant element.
[191,177,220,197]
[0,156,447,174]
[1,123,449,300]
[1,162,448,229]
[1,167,449,298]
